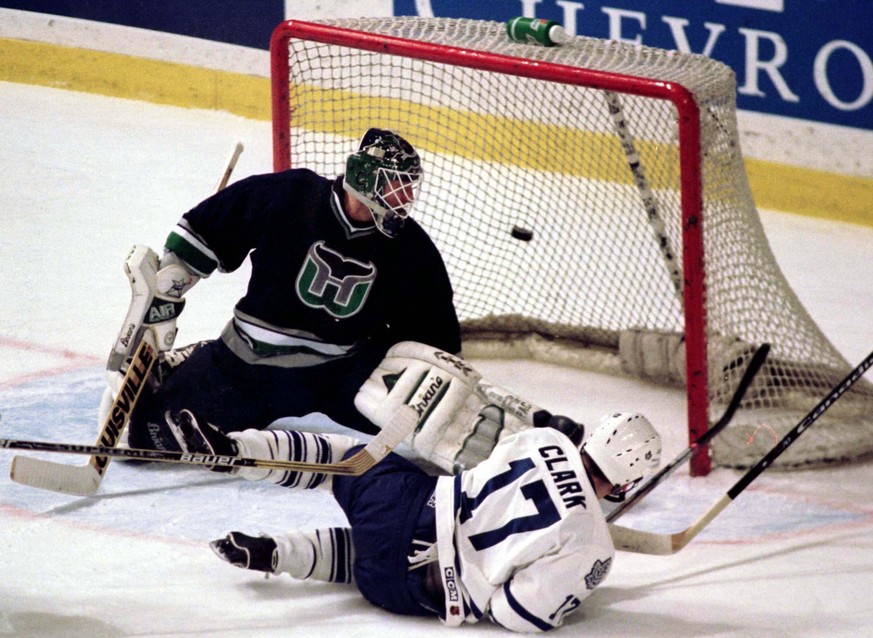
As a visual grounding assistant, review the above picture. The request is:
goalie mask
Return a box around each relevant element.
[343,128,423,238]
[583,412,661,502]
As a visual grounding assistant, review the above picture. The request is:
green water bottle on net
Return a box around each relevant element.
[506,16,571,47]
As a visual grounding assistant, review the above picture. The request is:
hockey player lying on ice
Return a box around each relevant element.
[164,342,662,632]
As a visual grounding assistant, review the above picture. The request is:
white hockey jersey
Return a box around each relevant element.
[434,428,614,632]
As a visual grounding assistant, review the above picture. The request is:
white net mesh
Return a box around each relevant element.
[273,17,873,469]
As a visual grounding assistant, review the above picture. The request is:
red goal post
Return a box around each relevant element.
[269,18,873,476]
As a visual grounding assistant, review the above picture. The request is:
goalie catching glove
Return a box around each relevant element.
[354,341,584,473]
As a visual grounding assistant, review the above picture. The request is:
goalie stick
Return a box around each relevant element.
[609,347,873,555]
[9,339,157,495]
[607,342,771,523]
[9,142,245,496]
[3,406,419,477]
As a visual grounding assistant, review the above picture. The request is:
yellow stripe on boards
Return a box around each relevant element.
[2,36,870,227]
[746,159,873,227]
[0,37,270,120]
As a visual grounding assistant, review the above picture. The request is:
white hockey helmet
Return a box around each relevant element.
[343,128,423,238]
[582,412,661,502]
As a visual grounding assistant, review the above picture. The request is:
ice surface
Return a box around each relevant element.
[1,81,872,637]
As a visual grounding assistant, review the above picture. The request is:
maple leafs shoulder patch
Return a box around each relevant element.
[584,557,613,589]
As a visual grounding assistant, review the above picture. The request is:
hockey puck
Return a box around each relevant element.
[511,226,534,242]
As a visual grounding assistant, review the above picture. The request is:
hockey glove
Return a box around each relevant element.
[99,246,200,427]
[210,532,277,573]
[107,246,197,373]
[538,414,585,446]
[165,409,238,472]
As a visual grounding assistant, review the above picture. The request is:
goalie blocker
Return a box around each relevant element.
[97,245,200,422]
[354,341,585,473]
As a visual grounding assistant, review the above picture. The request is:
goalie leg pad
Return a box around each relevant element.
[355,342,482,469]
[355,341,537,473]
[355,341,482,426]
[619,328,760,403]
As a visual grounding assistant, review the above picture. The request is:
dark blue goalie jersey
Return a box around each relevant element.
[165,169,461,359]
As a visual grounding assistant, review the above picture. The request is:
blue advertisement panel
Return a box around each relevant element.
[4,0,870,129]
[396,0,871,130]
[0,0,285,49]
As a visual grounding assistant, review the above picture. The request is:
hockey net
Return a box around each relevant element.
[270,17,873,474]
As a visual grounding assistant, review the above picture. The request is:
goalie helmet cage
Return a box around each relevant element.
[269,17,873,475]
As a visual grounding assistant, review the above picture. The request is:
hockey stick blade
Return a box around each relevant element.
[3,406,419,478]
[610,347,873,555]
[9,340,157,496]
[336,405,418,474]
[607,342,771,523]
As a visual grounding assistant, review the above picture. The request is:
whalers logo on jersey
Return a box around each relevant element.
[296,241,377,318]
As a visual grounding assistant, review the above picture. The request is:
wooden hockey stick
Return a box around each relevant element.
[9,340,157,495]
[609,348,873,554]
[9,142,245,496]
[607,343,771,523]
[604,90,683,306]
[216,141,244,191]
[3,406,418,477]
